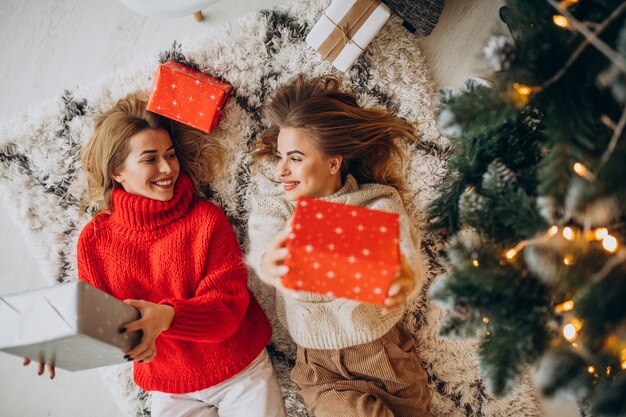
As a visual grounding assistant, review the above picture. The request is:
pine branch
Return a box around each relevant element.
[544,0,626,86]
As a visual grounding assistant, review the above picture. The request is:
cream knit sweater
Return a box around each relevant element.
[247,175,426,350]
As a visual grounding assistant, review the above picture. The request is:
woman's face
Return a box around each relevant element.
[276,127,342,201]
[113,128,180,201]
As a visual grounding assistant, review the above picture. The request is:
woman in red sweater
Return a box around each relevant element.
[76,92,286,417]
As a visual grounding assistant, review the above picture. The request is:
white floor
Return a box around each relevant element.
[0,0,580,415]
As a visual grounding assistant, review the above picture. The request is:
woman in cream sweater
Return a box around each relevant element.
[247,75,432,417]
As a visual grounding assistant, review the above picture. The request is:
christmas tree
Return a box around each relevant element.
[428,0,626,415]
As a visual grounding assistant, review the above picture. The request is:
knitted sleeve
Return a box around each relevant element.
[246,194,293,285]
[76,218,109,294]
[163,206,251,343]
[365,186,427,299]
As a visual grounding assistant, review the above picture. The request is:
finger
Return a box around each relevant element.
[123,299,144,310]
[127,343,154,362]
[273,264,289,277]
[119,317,144,334]
[37,361,44,376]
[23,358,31,366]
[275,227,293,247]
[48,364,56,380]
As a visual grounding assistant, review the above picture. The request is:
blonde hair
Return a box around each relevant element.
[81,92,224,212]
[254,75,422,190]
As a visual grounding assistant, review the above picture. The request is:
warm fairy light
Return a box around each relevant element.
[573,162,587,176]
[472,259,480,267]
[505,249,517,259]
[549,225,559,236]
[563,318,582,342]
[563,255,574,266]
[587,365,596,374]
[553,15,569,28]
[621,349,626,370]
[513,82,532,96]
[606,366,612,376]
[594,228,609,240]
[559,0,579,7]
[562,227,574,240]
[602,235,618,253]
[555,300,574,313]
[563,324,578,341]
[482,316,490,324]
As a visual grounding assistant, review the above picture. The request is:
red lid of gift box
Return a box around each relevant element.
[147,60,232,133]
[283,197,400,305]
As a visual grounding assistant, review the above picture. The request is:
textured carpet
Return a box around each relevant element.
[0,0,540,415]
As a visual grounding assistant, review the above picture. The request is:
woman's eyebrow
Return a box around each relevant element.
[286,150,305,156]
[139,146,174,156]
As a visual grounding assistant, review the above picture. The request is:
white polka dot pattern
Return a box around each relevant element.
[283,197,400,305]
[146,60,232,133]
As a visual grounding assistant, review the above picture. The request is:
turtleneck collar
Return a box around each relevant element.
[319,174,358,202]
[110,173,193,231]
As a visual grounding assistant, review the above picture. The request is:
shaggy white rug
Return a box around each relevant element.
[0,0,540,416]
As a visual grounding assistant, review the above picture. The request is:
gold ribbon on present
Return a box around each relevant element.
[317,0,380,63]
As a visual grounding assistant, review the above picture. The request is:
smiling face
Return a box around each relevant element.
[112,128,180,201]
[276,127,342,201]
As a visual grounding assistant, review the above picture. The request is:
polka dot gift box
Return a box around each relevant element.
[283,197,400,305]
[147,60,232,133]
[0,281,140,371]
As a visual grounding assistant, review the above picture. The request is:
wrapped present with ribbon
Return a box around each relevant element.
[147,60,232,133]
[306,0,391,72]
[282,197,400,305]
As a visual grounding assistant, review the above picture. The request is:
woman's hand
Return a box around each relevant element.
[260,226,292,288]
[382,254,415,315]
[23,357,55,379]
[119,300,175,363]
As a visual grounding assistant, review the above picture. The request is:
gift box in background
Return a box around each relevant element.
[306,0,390,72]
[0,281,140,371]
[283,197,400,305]
[147,60,232,133]
[381,0,444,36]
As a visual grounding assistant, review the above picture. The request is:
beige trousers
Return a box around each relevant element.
[291,324,432,417]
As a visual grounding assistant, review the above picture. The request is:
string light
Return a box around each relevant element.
[602,235,618,253]
[472,259,480,267]
[573,162,587,176]
[482,316,490,324]
[563,255,574,266]
[587,365,596,374]
[505,248,517,259]
[513,82,533,96]
[562,227,575,240]
[594,228,609,240]
[606,366,612,376]
[621,349,626,370]
[559,0,579,7]
[553,15,569,28]
[549,225,559,236]
[563,318,582,342]
[555,300,574,313]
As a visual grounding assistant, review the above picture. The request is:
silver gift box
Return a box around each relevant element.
[0,281,140,371]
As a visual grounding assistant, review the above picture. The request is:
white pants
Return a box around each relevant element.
[151,349,287,417]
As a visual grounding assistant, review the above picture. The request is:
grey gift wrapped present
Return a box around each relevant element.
[0,281,140,371]
[381,0,444,36]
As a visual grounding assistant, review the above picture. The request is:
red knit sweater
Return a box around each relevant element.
[77,174,271,394]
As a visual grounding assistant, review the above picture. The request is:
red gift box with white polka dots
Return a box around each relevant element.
[146,60,232,133]
[283,197,400,305]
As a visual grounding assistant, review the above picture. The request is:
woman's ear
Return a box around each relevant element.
[329,155,343,175]
[112,172,124,184]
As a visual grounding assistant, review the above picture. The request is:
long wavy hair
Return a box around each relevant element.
[254,75,423,191]
[80,92,224,212]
